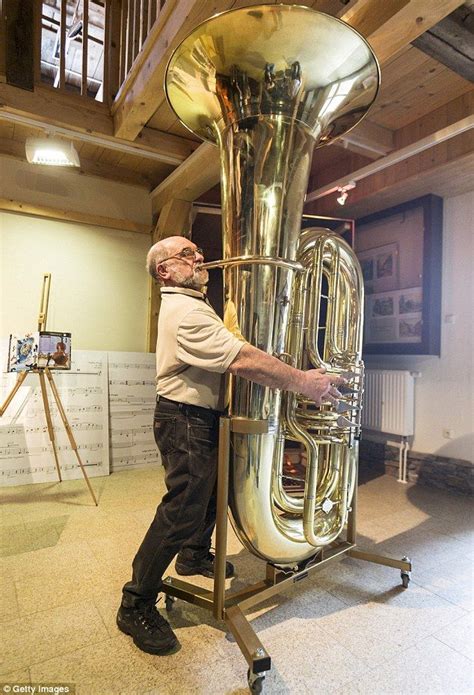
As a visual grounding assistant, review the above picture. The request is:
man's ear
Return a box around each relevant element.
[156,263,170,282]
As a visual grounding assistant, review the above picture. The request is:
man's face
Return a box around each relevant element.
[159,239,208,291]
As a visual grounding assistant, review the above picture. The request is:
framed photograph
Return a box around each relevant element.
[356,195,442,355]
[37,332,72,369]
[365,287,424,345]
[7,331,71,371]
[358,242,399,295]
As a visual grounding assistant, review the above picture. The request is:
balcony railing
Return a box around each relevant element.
[30,0,167,106]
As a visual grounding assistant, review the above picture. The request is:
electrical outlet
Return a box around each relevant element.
[442,428,453,439]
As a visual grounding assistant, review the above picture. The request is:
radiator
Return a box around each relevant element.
[362,369,415,437]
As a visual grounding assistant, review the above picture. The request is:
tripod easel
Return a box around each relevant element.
[0,273,98,506]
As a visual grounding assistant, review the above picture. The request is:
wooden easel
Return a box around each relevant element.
[0,273,98,505]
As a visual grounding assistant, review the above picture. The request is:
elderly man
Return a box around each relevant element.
[118,235,344,656]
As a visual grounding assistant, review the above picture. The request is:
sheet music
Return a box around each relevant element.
[0,349,109,487]
[108,351,160,472]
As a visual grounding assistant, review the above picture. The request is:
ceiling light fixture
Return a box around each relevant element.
[336,180,356,205]
[25,137,80,167]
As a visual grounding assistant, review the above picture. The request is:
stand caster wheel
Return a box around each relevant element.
[165,595,176,611]
[401,556,411,588]
[247,668,265,694]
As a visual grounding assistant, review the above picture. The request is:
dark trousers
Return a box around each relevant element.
[121,397,220,609]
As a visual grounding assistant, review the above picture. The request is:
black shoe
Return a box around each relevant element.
[175,550,235,579]
[116,603,180,655]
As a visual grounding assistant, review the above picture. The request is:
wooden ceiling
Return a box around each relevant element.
[0,0,472,225]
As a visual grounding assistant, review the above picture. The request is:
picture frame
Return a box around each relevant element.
[356,195,442,355]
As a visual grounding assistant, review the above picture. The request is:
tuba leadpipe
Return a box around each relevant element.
[165,5,379,565]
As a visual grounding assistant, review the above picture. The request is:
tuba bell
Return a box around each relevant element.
[165,4,379,565]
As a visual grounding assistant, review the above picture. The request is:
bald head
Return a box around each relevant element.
[146,236,187,281]
[146,236,208,290]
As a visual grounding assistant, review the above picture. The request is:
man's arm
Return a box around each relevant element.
[227,343,345,406]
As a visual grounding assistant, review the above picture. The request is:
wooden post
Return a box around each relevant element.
[33,0,41,85]
[147,199,193,351]
[103,0,112,103]
[126,0,133,75]
[147,0,156,34]
[59,0,66,90]
[108,0,122,102]
[5,0,34,90]
[81,0,89,96]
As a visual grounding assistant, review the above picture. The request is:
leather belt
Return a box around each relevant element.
[156,394,221,419]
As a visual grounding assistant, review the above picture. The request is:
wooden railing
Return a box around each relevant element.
[28,0,167,106]
[119,0,167,85]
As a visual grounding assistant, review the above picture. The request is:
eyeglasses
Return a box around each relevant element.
[159,246,204,264]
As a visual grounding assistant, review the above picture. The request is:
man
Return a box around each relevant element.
[118,236,344,656]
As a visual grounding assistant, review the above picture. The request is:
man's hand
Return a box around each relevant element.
[299,368,346,406]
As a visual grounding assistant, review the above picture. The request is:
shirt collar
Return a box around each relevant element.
[160,286,206,300]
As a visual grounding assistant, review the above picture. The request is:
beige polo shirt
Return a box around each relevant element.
[156,287,245,410]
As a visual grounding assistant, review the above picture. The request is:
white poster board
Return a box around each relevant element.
[108,351,160,472]
[0,349,109,487]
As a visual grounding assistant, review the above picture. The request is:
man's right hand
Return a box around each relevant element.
[299,368,346,406]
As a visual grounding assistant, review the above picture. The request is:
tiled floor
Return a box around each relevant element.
[1,468,473,695]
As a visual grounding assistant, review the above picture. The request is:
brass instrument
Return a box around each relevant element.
[166,4,378,566]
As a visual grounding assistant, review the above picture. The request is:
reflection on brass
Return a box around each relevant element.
[230,417,269,435]
[166,5,379,565]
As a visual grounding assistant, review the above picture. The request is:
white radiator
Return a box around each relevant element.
[362,369,415,437]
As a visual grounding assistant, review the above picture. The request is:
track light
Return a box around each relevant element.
[336,180,356,206]
[25,137,80,167]
[336,189,348,206]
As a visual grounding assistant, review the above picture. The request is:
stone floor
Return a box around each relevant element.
[1,468,473,695]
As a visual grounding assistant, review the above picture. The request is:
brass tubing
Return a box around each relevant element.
[200,256,304,273]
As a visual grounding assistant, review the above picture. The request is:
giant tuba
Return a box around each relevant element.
[165,5,379,565]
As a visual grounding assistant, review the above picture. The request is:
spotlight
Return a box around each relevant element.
[25,137,80,167]
[336,189,348,206]
[336,180,356,206]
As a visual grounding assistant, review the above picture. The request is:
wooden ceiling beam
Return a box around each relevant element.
[0,197,151,234]
[308,147,474,219]
[339,0,466,64]
[0,82,196,164]
[340,120,394,158]
[307,91,474,193]
[305,115,473,204]
[151,142,219,215]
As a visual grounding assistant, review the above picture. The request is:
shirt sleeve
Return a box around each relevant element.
[176,306,245,373]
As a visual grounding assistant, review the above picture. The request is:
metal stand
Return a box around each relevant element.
[0,367,98,506]
[162,416,412,693]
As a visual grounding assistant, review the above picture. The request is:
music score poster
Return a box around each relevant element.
[0,349,160,487]
[0,349,109,487]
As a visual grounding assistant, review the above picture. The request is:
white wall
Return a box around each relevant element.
[365,190,474,463]
[0,211,151,352]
